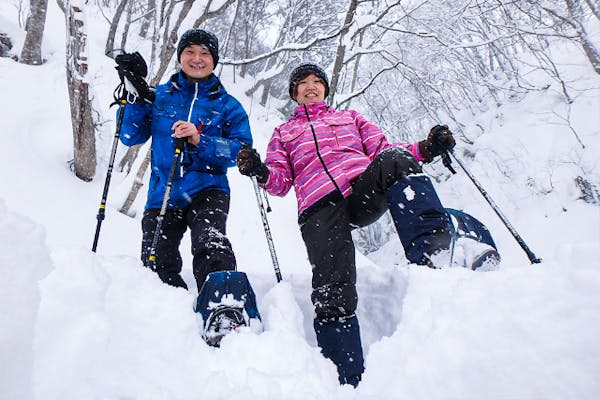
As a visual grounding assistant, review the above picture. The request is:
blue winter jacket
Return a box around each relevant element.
[119,72,252,209]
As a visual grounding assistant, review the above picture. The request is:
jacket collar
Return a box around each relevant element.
[292,102,330,120]
[169,72,222,98]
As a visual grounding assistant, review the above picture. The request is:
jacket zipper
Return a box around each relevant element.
[187,82,199,122]
[303,104,342,195]
[179,82,199,177]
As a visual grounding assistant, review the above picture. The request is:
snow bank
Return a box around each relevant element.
[0,201,53,400]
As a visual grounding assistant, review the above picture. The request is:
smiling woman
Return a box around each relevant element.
[236,62,472,387]
[288,63,330,103]
[294,74,326,104]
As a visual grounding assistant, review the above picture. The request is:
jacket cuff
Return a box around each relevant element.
[418,140,433,163]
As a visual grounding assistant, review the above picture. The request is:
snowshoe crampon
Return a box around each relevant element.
[202,306,247,347]
[470,247,501,271]
[195,271,262,347]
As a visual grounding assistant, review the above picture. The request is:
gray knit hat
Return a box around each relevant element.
[288,63,330,100]
[177,29,219,65]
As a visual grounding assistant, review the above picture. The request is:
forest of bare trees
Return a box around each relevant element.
[15,0,599,175]
[11,0,599,246]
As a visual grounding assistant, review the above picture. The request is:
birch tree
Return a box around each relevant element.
[20,0,48,65]
[65,0,96,181]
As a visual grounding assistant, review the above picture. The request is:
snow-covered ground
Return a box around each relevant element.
[1,3,599,399]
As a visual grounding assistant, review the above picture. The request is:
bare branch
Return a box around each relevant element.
[220,26,346,66]
[335,61,401,108]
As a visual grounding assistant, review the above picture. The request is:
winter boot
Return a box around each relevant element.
[314,315,365,387]
[385,176,452,265]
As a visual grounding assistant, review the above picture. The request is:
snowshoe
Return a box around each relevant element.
[194,270,262,347]
[425,209,501,270]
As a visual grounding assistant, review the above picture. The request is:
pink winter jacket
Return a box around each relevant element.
[262,102,424,217]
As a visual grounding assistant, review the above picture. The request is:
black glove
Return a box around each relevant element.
[419,124,456,163]
[237,147,269,184]
[115,52,155,103]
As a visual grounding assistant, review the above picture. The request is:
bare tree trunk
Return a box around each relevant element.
[55,0,65,13]
[120,149,151,216]
[328,0,357,104]
[0,33,13,57]
[348,29,364,106]
[65,0,96,181]
[104,0,128,56]
[153,0,235,83]
[221,0,240,62]
[565,0,600,74]
[153,0,195,83]
[119,0,134,50]
[583,0,600,20]
[118,143,142,173]
[147,0,164,80]
[20,0,48,65]
[139,0,155,38]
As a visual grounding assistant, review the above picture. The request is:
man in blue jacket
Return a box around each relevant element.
[117,29,252,292]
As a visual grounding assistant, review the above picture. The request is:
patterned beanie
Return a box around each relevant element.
[288,63,330,100]
[177,29,219,65]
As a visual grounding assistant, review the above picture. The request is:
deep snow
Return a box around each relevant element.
[1,2,600,399]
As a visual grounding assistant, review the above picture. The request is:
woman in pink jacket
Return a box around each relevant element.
[237,64,466,387]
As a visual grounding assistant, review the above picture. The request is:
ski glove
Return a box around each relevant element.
[419,125,456,163]
[115,52,155,104]
[237,147,269,184]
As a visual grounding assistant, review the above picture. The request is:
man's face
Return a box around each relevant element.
[180,44,214,81]
[294,74,326,104]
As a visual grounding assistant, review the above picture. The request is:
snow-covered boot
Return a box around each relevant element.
[426,237,500,270]
[454,237,501,271]
[446,209,501,270]
[385,175,452,265]
[314,315,365,387]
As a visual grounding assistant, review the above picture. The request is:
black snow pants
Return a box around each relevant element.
[141,189,236,292]
[301,147,451,319]
[300,147,451,386]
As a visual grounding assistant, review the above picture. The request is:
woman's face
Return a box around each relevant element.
[180,44,214,81]
[294,74,326,104]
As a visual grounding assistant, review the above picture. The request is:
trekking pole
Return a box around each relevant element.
[443,150,542,264]
[92,89,127,252]
[250,176,282,282]
[147,138,186,269]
